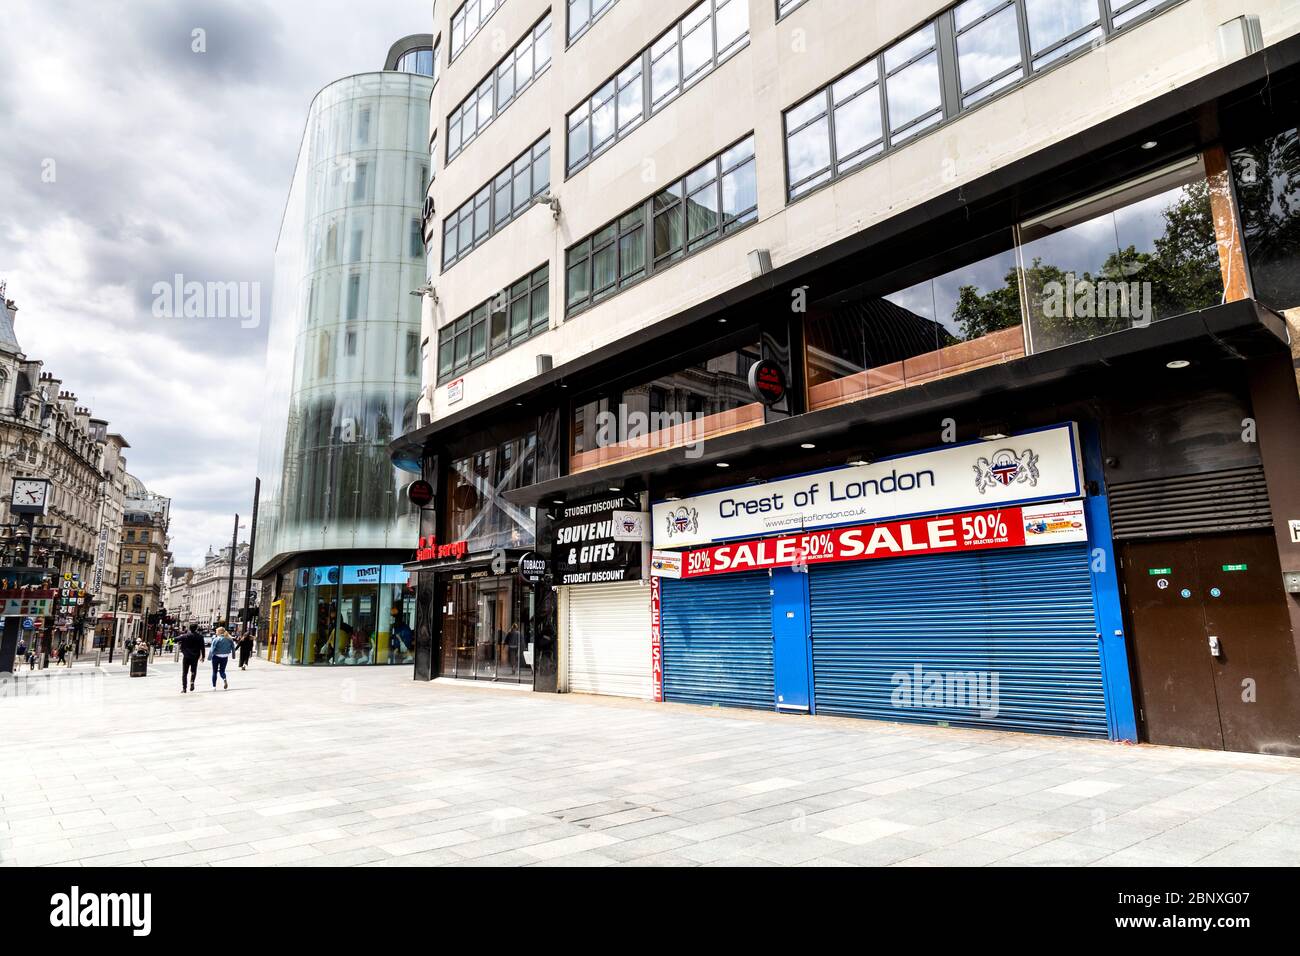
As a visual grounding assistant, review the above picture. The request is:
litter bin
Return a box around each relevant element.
[129,649,148,678]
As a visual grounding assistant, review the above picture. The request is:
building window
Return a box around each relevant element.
[566,135,756,315]
[406,332,420,377]
[1232,127,1300,313]
[566,0,749,176]
[802,153,1229,411]
[782,0,1184,201]
[447,15,552,163]
[138,550,147,562]
[571,340,763,472]
[395,46,436,77]
[135,572,145,587]
[777,0,809,17]
[442,135,550,270]
[568,0,618,44]
[437,264,549,383]
[409,218,423,259]
[123,551,132,564]
[451,0,505,61]
[140,531,149,543]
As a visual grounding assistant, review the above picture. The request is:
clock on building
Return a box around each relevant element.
[10,477,51,516]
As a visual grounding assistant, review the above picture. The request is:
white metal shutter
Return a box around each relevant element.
[566,582,652,699]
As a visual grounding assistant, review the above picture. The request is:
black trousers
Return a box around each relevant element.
[181,654,199,689]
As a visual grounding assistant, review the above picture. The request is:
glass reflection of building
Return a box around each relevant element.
[254,37,434,665]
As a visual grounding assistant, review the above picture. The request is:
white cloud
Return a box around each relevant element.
[0,0,428,567]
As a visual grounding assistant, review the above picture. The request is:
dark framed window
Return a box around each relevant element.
[566,135,757,315]
[566,0,750,176]
[447,15,552,163]
[568,0,619,44]
[782,0,1185,201]
[442,135,550,270]
[437,264,549,383]
[450,0,505,61]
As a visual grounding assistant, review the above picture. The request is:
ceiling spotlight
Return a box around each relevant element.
[663,495,681,502]
[1141,140,1158,150]
[847,458,871,467]
[608,485,621,492]
[800,443,816,450]
[1166,359,1191,369]
[716,462,730,468]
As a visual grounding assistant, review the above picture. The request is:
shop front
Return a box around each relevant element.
[555,493,651,699]
[650,423,1135,740]
[273,562,416,666]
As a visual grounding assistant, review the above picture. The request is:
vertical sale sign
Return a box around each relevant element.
[650,575,663,702]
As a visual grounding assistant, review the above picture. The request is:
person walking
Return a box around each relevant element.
[237,630,254,670]
[210,627,235,690]
[179,624,205,694]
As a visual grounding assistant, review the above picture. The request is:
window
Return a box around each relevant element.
[566,135,756,314]
[140,532,149,543]
[409,218,423,258]
[138,550,147,562]
[395,46,436,77]
[568,0,618,44]
[451,0,505,60]
[123,551,132,564]
[442,136,549,270]
[566,0,750,175]
[406,332,421,377]
[447,15,551,162]
[437,265,549,383]
[777,0,809,17]
[782,0,1183,200]
[135,572,145,587]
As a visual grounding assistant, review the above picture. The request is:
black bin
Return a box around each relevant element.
[129,650,148,678]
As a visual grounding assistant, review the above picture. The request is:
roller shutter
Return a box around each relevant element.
[566,582,652,699]
[660,571,773,710]
[809,544,1107,737]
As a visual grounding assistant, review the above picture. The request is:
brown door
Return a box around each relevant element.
[1198,534,1300,755]
[1121,538,1225,750]
[1121,532,1300,756]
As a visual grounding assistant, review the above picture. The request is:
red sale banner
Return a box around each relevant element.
[650,575,663,701]
[673,503,1086,579]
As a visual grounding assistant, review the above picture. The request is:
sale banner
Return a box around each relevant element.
[662,502,1087,579]
[649,575,663,701]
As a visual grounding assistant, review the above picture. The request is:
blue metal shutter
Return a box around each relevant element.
[661,571,773,710]
[809,544,1107,737]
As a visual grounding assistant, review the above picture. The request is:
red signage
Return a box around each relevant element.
[406,480,435,508]
[415,535,468,562]
[671,505,1084,579]
[650,576,663,702]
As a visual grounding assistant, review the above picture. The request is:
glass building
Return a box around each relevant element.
[254,39,434,665]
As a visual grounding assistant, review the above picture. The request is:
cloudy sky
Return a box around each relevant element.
[0,0,427,566]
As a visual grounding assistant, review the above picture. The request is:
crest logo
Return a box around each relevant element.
[973,448,1040,493]
[665,507,699,538]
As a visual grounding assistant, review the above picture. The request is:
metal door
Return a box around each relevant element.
[1122,532,1300,755]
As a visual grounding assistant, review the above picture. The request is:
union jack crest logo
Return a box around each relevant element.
[973,448,1040,494]
[665,507,699,538]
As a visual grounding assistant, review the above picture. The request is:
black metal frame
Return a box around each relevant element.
[437,264,550,384]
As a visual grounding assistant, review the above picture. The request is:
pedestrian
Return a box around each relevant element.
[56,643,65,666]
[210,627,235,690]
[237,630,254,670]
[179,623,205,694]
[16,638,25,662]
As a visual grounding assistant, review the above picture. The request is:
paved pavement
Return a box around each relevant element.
[2,657,1299,867]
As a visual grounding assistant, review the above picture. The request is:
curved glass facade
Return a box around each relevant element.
[256,71,433,581]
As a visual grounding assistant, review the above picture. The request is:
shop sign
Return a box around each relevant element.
[415,535,468,562]
[650,576,663,702]
[610,510,649,542]
[406,479,435,507]
[653,501,1088,579]
[447,378,464,404]
[650,550,683,579]
[517,551,548,583]
[652,423,1083,548]
[747,359,787,406]
[553,494,643,585]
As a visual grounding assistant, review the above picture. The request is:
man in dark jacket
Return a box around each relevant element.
[179,624,205,694]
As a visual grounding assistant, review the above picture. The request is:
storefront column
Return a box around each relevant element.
[1082,422,1138,742]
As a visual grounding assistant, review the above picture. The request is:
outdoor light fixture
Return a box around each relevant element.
[1141,140,1158,150]
[800,443,816,450]
[534,192,562,220]
[979,423,1011,441]
[747,248,774,278]
[847,458,871,467]
[609,485,621,492]
[410,280,438,304]
[663,495,681,502]
[1166,359,1191,369]
[716,462,730,468]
